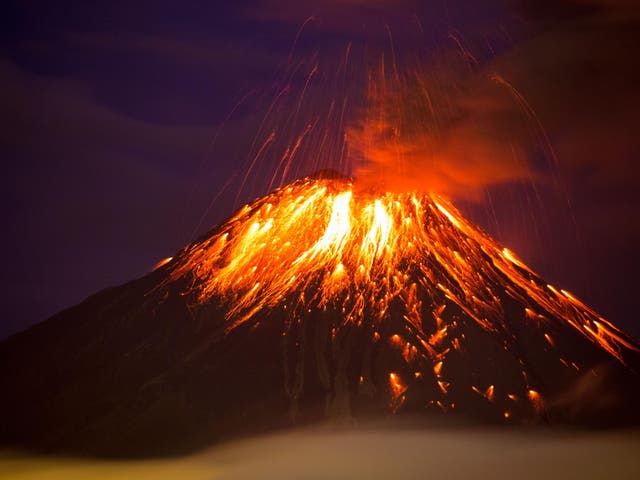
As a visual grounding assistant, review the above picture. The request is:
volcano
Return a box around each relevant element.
[1,173,639,457]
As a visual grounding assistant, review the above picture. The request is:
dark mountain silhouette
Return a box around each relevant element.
[1,175,639,457]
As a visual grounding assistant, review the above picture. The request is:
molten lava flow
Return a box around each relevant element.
[165,175,638,419]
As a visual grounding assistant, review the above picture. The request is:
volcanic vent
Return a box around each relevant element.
[1,174,639,456]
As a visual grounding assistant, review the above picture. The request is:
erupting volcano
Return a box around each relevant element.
[166,172,640,417]
[1,173,639,456]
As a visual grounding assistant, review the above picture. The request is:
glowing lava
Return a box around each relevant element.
[163,175,639,420]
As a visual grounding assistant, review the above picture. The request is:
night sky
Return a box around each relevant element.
[2,0,639,340]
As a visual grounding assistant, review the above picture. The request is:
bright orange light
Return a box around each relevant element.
[152,256,173,271]
[438,380,450,395]
[485,385,495,402]
[528,389,544,414]
[544,333,555,348]
[387,372,408,412]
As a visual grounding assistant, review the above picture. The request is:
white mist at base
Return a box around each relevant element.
[2,427,639,479]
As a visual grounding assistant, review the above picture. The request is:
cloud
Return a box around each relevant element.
[1,427,639,479]
[63,31,283,73]
[0,59,210,161]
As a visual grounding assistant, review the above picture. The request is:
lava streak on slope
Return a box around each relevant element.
[160,174,639,424]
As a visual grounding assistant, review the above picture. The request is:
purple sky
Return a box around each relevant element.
[2,0,639,339]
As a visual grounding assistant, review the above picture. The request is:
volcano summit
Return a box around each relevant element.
[1,174,639,456]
